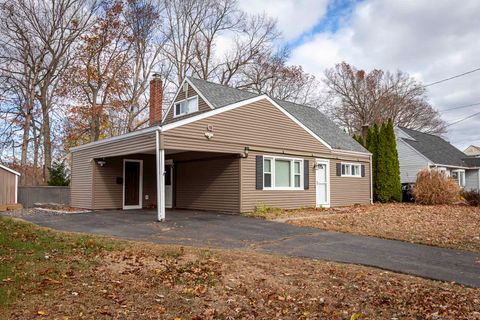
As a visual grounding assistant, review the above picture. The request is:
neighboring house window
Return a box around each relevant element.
[263,156,303,189]
[341,163,361,177]
[451,169,466,187]
[174,96,198,117]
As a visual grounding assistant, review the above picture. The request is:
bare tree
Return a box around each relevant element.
[215,13,279,86]
[0,0,43,182]
[161,0,280,88]
[324,62,446,135]
[118,0,168,133]
[0,0,97,180]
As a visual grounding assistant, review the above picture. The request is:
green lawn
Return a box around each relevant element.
[1,216,479,319]
[0,217,117,309]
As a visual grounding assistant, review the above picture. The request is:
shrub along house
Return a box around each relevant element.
[70,75,372,221]
[395,127,480,190]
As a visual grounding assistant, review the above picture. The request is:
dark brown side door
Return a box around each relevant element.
[124,161,141,207]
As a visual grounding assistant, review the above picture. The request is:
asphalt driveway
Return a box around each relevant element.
[18,209,480,288]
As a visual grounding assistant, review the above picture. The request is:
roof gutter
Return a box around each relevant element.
[430,163,474,170]
[332,148,372,157]
[245,146,371,162]
[70,125,161,152]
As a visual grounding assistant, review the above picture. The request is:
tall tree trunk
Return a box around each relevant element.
[20,111,32,185]
[40,96,52,182]
[33,124,40,186]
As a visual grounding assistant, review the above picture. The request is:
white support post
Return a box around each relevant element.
[156,130,165,221]
[14,174,18,204]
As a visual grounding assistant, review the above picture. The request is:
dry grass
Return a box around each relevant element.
[2,217,480,319]
[279,203,480,252]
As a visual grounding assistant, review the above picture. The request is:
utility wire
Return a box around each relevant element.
[439,102,480,112]
[445,111,480,127]
[424,67,480,87]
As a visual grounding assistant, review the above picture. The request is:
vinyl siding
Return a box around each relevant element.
[240,152,371,211]
[0,168,16,205]
[163,98,331,154]
[465,169,480,191]
[70,133,156,209]
[330,159,371,207]
[175,156,240,212]
[396,138,430,183]
[92,154,157,210]
[240,151,316,211]
[163,84,211,123]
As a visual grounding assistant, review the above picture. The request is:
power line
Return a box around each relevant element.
[439,102,480,112]
[424,67,480,87]
[445,111,480,127]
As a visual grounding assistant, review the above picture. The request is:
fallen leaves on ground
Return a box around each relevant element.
[2,217,480,319]
[279,203,480,252]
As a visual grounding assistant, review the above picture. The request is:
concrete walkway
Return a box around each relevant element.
[17,209,480,288]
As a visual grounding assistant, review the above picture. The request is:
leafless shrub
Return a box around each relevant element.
[412,169,460,205]
[461,190,480,207]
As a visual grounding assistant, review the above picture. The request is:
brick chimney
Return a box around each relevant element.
[361,124,369,141]
[149,73,163,125]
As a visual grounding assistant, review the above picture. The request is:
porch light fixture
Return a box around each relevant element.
[97,159,107,167]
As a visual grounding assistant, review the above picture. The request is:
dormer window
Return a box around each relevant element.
[174,96,198,117]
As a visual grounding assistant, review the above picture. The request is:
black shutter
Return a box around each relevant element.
[304,160,309,189]
[336,163,342,176]
[361,164,366,177]
[255,155,263,190]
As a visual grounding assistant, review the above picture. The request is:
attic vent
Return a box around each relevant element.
[183,82,189,94]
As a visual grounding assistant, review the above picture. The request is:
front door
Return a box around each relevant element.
[165,163,173,208]
[123,159,143,209]
[315,160,330,207]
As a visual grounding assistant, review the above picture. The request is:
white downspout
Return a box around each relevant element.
[156,129,165,221]
[369,154,373,204]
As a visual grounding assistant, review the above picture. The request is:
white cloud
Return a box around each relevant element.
[290,0,480,149]
[238,0,329,41]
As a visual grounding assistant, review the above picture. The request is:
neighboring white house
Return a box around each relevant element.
[395,127,480,190]
[464,145,480,156]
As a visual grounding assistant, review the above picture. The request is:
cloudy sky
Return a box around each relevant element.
[239,0,480,150]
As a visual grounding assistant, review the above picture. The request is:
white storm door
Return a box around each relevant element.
[315,160,330,207]
[164,163,173,208]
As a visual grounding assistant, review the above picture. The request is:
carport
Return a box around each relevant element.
[71,127,243,221]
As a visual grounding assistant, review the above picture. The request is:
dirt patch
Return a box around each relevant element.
[280,203,480,252]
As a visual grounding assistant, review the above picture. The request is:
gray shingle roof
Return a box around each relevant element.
[399,127,469,167]
[463,156,480,167]
[273,99,368,153]
[184,77,368,153]
[188,77,259,108]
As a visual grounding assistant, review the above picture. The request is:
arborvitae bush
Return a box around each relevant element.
[386,119,402,202]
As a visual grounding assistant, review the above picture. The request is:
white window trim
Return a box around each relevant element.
[341,162,362,178]
[174,95,199,118]
[452,169,466,187]
[263,155,304,190]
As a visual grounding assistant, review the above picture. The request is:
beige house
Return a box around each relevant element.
[464,145,480,156]
[70,76,372,220]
